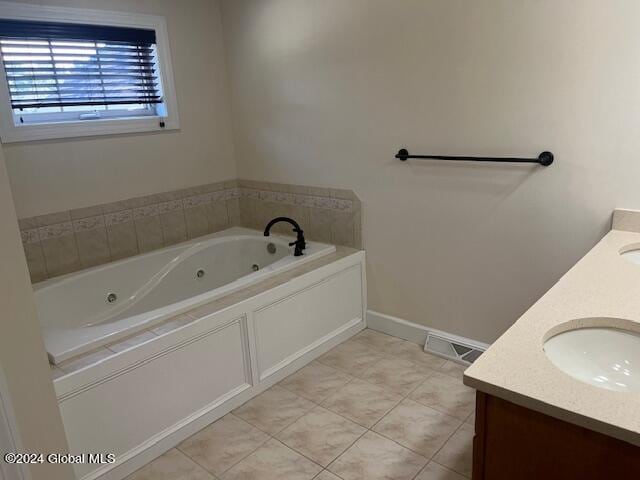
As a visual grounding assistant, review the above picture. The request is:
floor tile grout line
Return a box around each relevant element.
[175,412,274,478]
[410,460,435,480]
[274,418,366,472]
[316,352,386,378]
[274,396,385,464]
[360,372,464,460]
[272,401,366,449]
[170,329,472,480]
[324,427,370,476]
[410,458,471,480]
[364,394,406,432]
[287,332,467,432]
[335,338,449,378]
[232,379,377,445]
[428,420,469,472]
[276,366,357,404]
[176,434,271,479]
[325,330,471,477]
[315,375,361,409]
[369,421,458,464]
[405,391,474,423]
[352,357,433,395]
[232,437,273,478]
[170,448,218,479]
[430,459,472,479]
[465,410,475,425]
[367,331,473,474]
[318,387,399,430]
[314,467,348,480]
[267,437,326,472]
[403,369,437,398]
[232,388,320,438]
[314,348,426,427]
[350,329,467,376]
[348,430,430,477]
[381,348,449,375]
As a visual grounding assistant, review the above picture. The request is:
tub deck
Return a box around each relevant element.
[51,245,359,379]
[39,227,335,364]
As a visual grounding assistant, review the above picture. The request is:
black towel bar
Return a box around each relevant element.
[395,148,554,166]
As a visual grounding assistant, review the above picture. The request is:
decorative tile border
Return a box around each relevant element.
[183,193,211,209]
[239,188,353,212]
[21,185,353,240]
[157,200,183,215]
[18,180,361,282]
[72,215,105,233]
[38,221,74,241]
[104,210,133,227]
[21,228,40,245]
[132,204,160,221]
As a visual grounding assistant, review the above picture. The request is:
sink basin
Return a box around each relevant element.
[621,247,640,265]
[544,327,640,392]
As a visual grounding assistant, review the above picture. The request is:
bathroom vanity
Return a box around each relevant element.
[472,392,640,479]
[464,208,640,479]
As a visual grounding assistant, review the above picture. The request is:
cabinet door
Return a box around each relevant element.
[474,392,640,480]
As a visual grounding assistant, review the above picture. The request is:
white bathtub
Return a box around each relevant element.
[36,227,335,364]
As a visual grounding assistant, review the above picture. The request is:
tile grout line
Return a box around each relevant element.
[171,448,218,480]
[430,459,472,479]
[264,437,327,473]
[228,357,401,476]
[277,364,359,405]
[426,418,470,477]
[314,334,451,476]
[324,331,471,478]
[312,336,463,431]
[324,426,370,477]
[162,330,472,480]
[175,412,273,478]
[234,401,317,439]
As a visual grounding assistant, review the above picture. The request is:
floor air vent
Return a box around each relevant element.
[424,333,485,364]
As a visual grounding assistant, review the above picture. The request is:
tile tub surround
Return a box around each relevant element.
[236,179,361,249]
[124,329,475,480]
[19,180,362,282]
[464,209,640,447]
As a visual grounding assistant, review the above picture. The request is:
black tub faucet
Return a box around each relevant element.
[264,217,306,256]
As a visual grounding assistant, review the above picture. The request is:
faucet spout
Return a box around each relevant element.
[263,217,306,256]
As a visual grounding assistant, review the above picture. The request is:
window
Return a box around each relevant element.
[0,2,179,142]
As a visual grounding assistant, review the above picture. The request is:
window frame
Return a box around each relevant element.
[0,1,180,143]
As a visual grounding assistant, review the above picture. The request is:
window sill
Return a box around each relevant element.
[0,115,179,143]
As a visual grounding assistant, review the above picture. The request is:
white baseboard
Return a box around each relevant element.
[366,310,489,350]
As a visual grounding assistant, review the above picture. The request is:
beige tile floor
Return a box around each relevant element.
[125,329,475,480]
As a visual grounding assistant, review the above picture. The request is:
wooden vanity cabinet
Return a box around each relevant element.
[472,392,640,479]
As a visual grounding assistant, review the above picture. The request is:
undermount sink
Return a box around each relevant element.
[621,247,640,265]
[544,327,640,393]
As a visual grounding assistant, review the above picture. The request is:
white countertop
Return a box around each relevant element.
[463,209,640,446]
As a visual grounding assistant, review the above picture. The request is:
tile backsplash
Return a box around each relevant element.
[19,179,362,283]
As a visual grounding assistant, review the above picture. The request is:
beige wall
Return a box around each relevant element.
[221,0,640,343]
[0,145,73,480]
[4,0,236,219]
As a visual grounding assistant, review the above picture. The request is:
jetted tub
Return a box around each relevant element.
[36,227,335,364]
